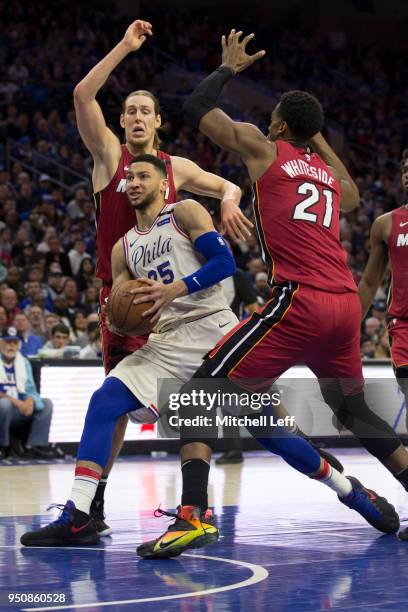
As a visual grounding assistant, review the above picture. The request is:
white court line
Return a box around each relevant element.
[2,546,268,611]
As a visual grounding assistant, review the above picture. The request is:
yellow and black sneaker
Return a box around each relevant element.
[137,505,218,559]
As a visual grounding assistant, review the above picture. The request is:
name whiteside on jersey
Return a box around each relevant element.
[281,159,335,187]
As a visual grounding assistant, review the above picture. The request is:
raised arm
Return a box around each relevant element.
[182,30,274,181]
[358,215,390,318]
[73,20,152,162]
[309,132,360,212]
[172,156,252,241]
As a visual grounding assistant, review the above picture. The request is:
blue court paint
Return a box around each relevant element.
[2,450,408,611]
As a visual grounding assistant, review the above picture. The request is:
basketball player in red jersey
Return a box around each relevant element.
[73,20,252,534]
[359,149,408,427]
[136,30,408,555]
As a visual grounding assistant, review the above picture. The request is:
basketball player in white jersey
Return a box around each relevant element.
[21,154,239,549]
[74,19,251,536]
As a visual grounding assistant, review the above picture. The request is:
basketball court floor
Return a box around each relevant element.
[1,449,408,611]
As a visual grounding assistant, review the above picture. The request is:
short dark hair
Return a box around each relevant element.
[278,91,324,141]
[400,149,408,169]
[130,154,167,178]
[51,323,70,337]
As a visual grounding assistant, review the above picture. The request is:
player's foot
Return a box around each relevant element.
[90,499,112,536]
[216,451,244,465]
[20,500,99,547]
[339,477,400,534]
[137,505,218,559]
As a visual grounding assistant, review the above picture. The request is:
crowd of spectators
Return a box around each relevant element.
[0,1,407,362]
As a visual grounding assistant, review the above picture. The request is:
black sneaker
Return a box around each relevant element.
[20,501,99,547]
[0,445,7,460]
[9,435,25,458]
[24,445,62,459]
[215,451,244,465]
[90,499,112,536]
[339,477,400,534]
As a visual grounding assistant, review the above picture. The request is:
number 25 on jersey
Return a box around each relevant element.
[147,260,175,284]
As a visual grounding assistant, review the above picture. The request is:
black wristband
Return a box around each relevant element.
[182,66,235,128]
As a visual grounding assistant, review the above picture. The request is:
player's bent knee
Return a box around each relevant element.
[86,377,140,424]
[344,392,401,460]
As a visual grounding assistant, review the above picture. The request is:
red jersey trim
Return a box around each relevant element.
[253,181,275,285]
[123,235,130,270]
[170,208,189,238]
[228,283,300,377]
[133,203,169,235]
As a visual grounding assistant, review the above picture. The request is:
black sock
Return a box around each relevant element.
[395,467,408,492]
[93,476,108,505]
[181,459,210,510]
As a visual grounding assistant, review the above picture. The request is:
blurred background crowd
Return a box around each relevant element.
[0,0,407,361]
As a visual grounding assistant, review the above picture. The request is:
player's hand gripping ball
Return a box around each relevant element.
[108,279,155,336]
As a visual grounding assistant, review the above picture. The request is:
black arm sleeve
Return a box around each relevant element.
[182,66,235,129]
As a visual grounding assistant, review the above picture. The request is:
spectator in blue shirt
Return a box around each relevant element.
[0,327,53,460]
[13,312,44,357]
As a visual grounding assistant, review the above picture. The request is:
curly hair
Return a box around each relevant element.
[278,91,324,141]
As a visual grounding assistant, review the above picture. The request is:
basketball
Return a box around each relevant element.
[108,279,155,335]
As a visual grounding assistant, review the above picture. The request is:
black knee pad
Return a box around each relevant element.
[336,392,401,460]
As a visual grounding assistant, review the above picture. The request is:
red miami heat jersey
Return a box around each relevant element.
[388,205,408,319]
[93,145,177,283]
[253,140,356,293]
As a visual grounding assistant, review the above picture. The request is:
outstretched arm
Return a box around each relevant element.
[172,156,252,241]
[358,215,389,318]
[309,132,360,212]
[183,30,273,179]
[73,20,152,159]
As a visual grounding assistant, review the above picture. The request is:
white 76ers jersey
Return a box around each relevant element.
[122,202,231,332]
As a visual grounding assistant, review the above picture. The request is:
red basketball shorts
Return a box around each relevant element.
[388,318,408,370]
[99,285,148,374]
[205,282,364,395]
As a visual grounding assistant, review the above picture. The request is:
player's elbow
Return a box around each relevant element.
[349,184,360,210]
[182,96,216,133]
[221,252,236,280]
[73,82,92,104]
[73,83,84,101]
[182,96,198,126]
[341,184,360,213]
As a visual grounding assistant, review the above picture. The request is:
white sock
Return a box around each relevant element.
[313,459,352,498]
[71,466,101,514]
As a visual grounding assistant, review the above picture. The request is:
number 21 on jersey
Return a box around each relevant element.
[292,181,334,228]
